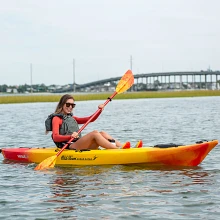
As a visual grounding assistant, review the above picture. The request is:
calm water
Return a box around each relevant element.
[0,97,220,220]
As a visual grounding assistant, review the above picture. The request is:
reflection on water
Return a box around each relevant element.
[44,164,215,215]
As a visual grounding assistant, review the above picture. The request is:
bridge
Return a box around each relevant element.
[53,70,220,93]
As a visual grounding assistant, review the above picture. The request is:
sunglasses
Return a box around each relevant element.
[65,103,76,108]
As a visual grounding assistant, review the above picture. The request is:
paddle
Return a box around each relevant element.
[34,70,134,170]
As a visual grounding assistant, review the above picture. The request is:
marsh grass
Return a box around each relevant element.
[1,90,220,104]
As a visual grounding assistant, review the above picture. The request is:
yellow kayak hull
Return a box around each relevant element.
[1,140,218,166]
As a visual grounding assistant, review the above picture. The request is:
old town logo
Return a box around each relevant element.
[61,155,98,161]
[17,154,28,159]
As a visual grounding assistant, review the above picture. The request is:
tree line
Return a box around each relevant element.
[0,84,55,93]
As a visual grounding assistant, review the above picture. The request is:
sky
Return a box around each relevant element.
[1,0,220,86]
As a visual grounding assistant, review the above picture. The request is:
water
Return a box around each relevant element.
[0,97,220,219]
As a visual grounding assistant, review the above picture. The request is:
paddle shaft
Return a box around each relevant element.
[56,91,117,157]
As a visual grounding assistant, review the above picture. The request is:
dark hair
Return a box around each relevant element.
[55,94,75,114]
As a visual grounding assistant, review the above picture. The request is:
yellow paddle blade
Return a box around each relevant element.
[34,155,57,171]
[116,70,134,94]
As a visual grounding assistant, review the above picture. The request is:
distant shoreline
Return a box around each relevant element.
[1,90,220,104]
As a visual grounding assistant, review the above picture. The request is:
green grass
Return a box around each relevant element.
[1,90,220,104]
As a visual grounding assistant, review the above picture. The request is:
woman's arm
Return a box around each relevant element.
[73,110,102,124]
[52,116,71,142]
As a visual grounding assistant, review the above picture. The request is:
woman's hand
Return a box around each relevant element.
[98,104,105,111]
[71,132,79,139]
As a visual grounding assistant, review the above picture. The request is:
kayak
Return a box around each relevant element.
[0,140,218,167]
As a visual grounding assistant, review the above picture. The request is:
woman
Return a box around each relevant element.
[50,94,140,150]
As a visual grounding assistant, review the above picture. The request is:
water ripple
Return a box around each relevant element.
[0,97,220,219]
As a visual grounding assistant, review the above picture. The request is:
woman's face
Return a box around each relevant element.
[62,98,76,114]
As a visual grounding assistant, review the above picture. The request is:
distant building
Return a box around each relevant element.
[6,88,18,93]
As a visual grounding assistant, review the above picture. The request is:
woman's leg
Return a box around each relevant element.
[69,130,118,150]
[99,131,123,148]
